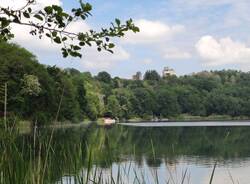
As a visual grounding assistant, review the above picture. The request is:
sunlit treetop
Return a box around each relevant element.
[0,0,140,58]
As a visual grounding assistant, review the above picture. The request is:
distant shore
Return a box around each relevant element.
[126,114,250,123]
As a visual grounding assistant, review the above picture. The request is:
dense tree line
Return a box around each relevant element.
[1,42,250,124]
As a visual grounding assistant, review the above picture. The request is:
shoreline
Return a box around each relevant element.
[119,121,250,127]
[126,119,250,123]
[126,115,250,123]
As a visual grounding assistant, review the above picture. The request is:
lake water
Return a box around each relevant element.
[2,122,250,184]
[119,121,250,127]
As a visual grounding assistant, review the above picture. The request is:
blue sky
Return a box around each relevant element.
[6,0,250,78]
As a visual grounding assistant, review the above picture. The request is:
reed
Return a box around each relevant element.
[0,125,236,184]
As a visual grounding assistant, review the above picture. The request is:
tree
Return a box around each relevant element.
[4,42,250,124]
[156,89,181,117]
[59,78,80,123]
[0,42,59,123]
[85,92,104,120]
[206,90,243,117]
[182,74,221,92]
[72,75,87,120]
[177,87,206,116]
[105,95,121,118]
[0,0,139,58]
[143,70,161,81]
[21,74,41,96]
[96,71,112,84]
[113,88,134,119]
[131,88,157,118]
[81,74,105,120]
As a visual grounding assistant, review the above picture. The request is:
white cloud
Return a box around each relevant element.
[12,25,59,53]
[0,0,62,9]
[196,35,250,66]
[142,58,153,64]
[82,46,130,69]
[123,19,185,44]
[2,0,65,53]
[163,48,191,60]
[175,0,247,7]
[65,21,90,33]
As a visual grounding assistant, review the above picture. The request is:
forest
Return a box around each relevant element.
[1,42,250,125]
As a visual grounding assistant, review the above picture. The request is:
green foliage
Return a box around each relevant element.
[0,1,139,58]
[2,42,250,123]
[96,71,112,83]
[143,70,161,81]
[113,88,133,119]
[21,74,41,96]
[156,89,180,117]
[177,86,206,116]
[105,95,121,118]
[131,88,157,118]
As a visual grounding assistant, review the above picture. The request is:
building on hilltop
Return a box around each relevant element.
[162,67,176,77]
[132,71,142,80]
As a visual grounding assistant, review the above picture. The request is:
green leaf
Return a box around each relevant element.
[73,45,81,50]
[28,8,32,13]
[80,15,86,20]
[61,12,69,18]
[83,3,92,12]
[13,17,21,24]
[34,14,43,21]
[44,6,53,14]
[52,5,63,13]
[115,18,121,26]
[86,42,92,46]
[2,28,10,34]
[68,16,73,22]
[108,43,115,49]
[54,37,61,44]
[75,9,81,16]
[62,37,67,41]
[69,51,82,58]
[62,50,68,58]
[132,26,140,33]
[79,42,85,46]
[52,31,57,37]
[63,53,68,58]
[96,40,102,46]
[0,18,10,27]
[23,12,30,18]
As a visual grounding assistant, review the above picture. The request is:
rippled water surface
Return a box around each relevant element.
[3,122,250,184]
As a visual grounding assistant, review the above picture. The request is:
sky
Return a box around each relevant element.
[3,0,250,78]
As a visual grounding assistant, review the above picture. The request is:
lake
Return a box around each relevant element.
[1,122,250,184]
[119,121,250,127]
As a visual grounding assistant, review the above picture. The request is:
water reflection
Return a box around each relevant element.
[1,124,250,183]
